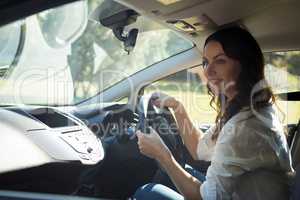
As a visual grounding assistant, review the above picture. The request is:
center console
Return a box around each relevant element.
[2,107,104,165]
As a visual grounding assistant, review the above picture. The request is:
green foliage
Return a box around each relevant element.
[287,52,300,76]
[67,0,193,102]
[265,52,300,76]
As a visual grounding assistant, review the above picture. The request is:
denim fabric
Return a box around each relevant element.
[133,165,205,200]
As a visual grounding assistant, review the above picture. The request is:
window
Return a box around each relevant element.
[0,0,193,106]
[0,21,23,77]
[144,51,300,126]
[71,14,194,103]
[37,1,87,49]
[265,51,300,124]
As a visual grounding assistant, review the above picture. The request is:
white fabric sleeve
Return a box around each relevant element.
[196,125,216,161]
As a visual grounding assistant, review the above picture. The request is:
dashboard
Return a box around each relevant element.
[0,103,156,199]
[0,106,105,174]
[0,102,209,199]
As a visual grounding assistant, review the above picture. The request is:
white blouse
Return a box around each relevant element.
[197,106,293,200]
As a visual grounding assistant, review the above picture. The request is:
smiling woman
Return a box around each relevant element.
[0,0,193,106]
[134,26,293,200]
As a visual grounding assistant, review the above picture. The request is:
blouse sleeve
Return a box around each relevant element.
[196,125,216,161]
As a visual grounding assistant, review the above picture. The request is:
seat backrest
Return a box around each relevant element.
[234,169,290,200]
[291,166,300,200]
[290,119,300,200]
[290,120,300,168]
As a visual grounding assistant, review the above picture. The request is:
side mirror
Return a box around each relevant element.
[90,1,139,54]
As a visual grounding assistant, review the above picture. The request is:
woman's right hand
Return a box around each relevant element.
[150,92,182,111]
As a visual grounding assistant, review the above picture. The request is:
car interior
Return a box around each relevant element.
[0,0,299,199]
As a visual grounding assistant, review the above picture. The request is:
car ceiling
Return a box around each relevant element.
[117,0,300,52]
[1,0,299,52]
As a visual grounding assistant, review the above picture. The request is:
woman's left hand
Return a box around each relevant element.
[136,127,171,161]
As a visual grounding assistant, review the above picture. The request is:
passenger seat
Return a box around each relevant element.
[291,166,300,200]
[290,119,300,200]
[290,119,300,169]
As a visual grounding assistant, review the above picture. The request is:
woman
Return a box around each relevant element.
[134,26,293,200]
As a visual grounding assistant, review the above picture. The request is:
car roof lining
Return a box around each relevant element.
[1,0,300,52]
[117,0,300,52]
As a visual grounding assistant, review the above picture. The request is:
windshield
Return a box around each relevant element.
[0,0,193,106]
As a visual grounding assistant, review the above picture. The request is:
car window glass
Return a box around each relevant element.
[264,52,300,93]
[265,51,300,124]
[0,21,22,77]
[71,15,194,103]
[144,51,300,125]
[0,0,193,106]
[37,1,88,48]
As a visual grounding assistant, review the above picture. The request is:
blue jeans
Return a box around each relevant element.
[133,165,206,200]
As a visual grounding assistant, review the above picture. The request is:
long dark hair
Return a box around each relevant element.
[204,26,275,140]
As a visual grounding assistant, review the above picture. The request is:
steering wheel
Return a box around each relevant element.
[136,95,186,168]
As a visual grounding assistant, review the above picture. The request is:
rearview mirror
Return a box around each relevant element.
[90,0,139,54]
